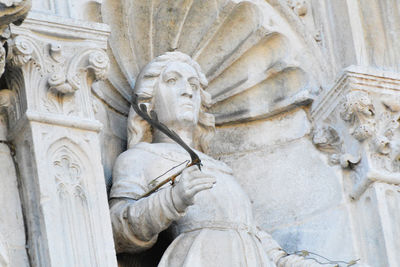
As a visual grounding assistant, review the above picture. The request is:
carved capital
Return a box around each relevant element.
[6,30,109,119]
[312,66,400,198]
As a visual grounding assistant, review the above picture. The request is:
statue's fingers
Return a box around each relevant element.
[185,169,215,179]
[183,165,200,174]
[187,183,214,195]
[188,178,216,189]
[181,166,201,180]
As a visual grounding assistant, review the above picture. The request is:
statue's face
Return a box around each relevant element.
[153,61,202,128]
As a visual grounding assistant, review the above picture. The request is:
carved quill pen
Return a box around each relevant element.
[131,93,202,199]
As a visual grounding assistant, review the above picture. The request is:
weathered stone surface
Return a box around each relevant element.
[271,206,357,264]
[0,0,399,266]
[110,51,323,267]
[0,117,29,267]
[1,9,118,266]
[218,137,343,229]
[209,108,311,155]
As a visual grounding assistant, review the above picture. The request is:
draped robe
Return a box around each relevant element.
[110,142,316,267]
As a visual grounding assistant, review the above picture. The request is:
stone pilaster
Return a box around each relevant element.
[3,15,117,267]
[312,66,400,267]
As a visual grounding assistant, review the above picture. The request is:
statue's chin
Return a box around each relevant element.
[176,113,198,126]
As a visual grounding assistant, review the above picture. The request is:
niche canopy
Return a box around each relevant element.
[102,0,315,125]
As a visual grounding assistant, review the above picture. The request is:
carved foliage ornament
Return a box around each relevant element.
[314,90,400,172]
[6,34,110,116]
[340,91,375,141]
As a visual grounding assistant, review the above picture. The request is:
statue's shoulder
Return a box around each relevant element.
[114,142,162,167]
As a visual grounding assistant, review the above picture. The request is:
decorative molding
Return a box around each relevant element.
[2,17,117,267]
[51,145,99,266]
[312,66,400,199]
[5,27,110,121]
[20,11,110,48]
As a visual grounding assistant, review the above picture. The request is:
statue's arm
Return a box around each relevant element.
[257,231,323,267]
[109,187,184,253]
[109,150,185,254]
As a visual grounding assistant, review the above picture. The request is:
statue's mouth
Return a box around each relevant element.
[181,102,193,109]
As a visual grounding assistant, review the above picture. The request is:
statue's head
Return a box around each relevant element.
[127,52,215,151]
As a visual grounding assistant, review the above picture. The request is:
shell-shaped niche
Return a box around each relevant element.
[101,0,319,125]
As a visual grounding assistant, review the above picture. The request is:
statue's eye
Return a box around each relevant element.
[167,78,176,85]
[190,83,198,90]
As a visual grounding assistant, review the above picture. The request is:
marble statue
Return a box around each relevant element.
[109,52,321,267]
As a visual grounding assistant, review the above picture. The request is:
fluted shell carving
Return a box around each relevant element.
[102,0,317,124]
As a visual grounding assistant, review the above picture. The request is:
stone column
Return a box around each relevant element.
[0,90,30,266]
[3,15,117,267]
[312,66,400,267]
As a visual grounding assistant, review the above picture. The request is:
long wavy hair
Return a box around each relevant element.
[127,52,215,152]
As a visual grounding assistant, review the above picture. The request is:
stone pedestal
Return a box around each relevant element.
[3,14,117,267]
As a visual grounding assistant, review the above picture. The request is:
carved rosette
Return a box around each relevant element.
[312,67,400,198]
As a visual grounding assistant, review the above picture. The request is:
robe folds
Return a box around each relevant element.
[110,142,279,267]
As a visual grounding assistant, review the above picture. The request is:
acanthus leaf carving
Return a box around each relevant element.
[48,72,76,95]
[340,91,375,142]
[312,124,361,168]
[8,35,34,67]
[65,48,110,93]
[87,50,109,81]
[312,67,400,198]
[312,125,341,164]
[6,33,110,117]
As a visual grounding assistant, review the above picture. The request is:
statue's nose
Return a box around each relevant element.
[181,81,193,98]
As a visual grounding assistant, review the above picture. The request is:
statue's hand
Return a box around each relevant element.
[171,165,216,212]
